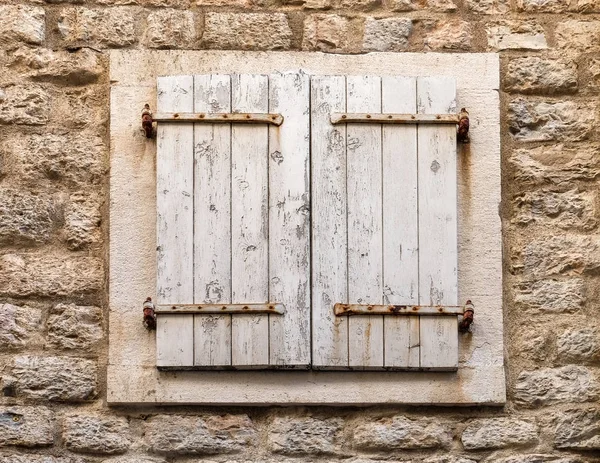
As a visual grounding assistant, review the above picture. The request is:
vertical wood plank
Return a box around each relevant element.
[311,76,349,369]
[156,75,194,367]
[417,76,459,370]
[231,74,270,368]
[347,75,384,369]
[268,73,311,367]
[193,74,232,367]
[381,77,420,369]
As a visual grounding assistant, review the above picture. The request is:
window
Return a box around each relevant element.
[108,51,504,405]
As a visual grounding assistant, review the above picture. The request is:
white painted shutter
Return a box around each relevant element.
[311,75,459,371]
[156,73,311,369]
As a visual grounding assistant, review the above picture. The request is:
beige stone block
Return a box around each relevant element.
[505,58,577,95]
[516,0,569,12]
[0,253,103,297]
[512,189,597,231]
[0,5,45,47]
[556,20,600,53]
[384,0,418,10]
[515,366,600,407]
[268,417,343,455]
[302,14,350,51]
[0,304,43,350]
[203,13,292,50]
[64,192,102,250]
[557,328,600,363]
[467,0,509,14]
[0,84,49,125]
[144,9,197,49]
[58,7,137,48]
[362,17,412,52]
[425,20,472,50]
[514,278,585,314]
[462,419,538,450]
[47,304,103,350]
[555,408,600,449]
[509,98,595,142]
[145,414,257,454]
[63,415,132,454]
[353,416,453,449]
[0,407,54,447]
[487,21,547,50]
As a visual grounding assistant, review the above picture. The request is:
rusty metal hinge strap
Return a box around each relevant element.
[334,301,474,317]
[331,113,460,125]
[155,303,285,315]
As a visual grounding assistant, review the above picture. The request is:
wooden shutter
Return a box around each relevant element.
[311,75,459,371]
[155,73,311,369]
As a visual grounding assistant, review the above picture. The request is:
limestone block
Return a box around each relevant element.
[426,0,457,11]
[520,235,600,278]
[8,48,102,85]
[363,17,412,52]
[516,0,569,12]
[425,457,477,463]
[515,279,585,313]
[47,304,103,350]
[384,0,418,10]
[510,145,600,186]
[557,328,600,363]
[302,14,350,51]
[462,418,538,450]
[556,21,600,52]
[424,20,472,50]
[0,253,102,297]
[554,408,600,449]
[467,0,509,14]
[3,133,105,187]
[339,0,381,9]
[302,0,335,8]
[0,5,45,47]
[64,192,102,250]
[0,457,87,463]
[0,304,43,350]
[570,0,600,12]
[203,13,292,50]
[0,85,49,125]
[63,415,131,454]
[101,458,166,463]
[58,7,137,48]
[505,58,577,95]
[352,415,452,450]
[0,189,62,245]
[4,356,98,402]
[145,414,257,455]
[268,417,343,455]
[485,455,585,463]
[487,21,547,50]
[144,9,197,49]
[514,366,600,407]
[512,190,597,231]
[509,98,594,142]
[0,407,54,447]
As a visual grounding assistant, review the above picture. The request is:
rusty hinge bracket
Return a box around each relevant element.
[142,104,283,138]
[335,300,474,318]
[155,303,285,315]
[331,108,470,143]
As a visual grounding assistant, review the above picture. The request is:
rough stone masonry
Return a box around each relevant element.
[0,0,600,462]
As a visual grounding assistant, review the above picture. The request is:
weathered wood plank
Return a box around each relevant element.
[268,73,311,368]
[381,76,420,369]
[156,303,285,314]
[311,76,349,369]
[156,314,194,367]
[347,75,384,370]
[231,74,270,368]
[193,74,232,367]
[331,113,459,124]
[153,112,283,126]
[417,76,459,371]
[156,75,194,367]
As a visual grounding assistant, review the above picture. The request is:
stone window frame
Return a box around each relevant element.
[108,50,505,405]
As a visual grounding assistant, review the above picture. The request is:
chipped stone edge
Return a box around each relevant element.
[108,50,504,406]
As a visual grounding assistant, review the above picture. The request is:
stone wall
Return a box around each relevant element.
[0,0,599,462]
